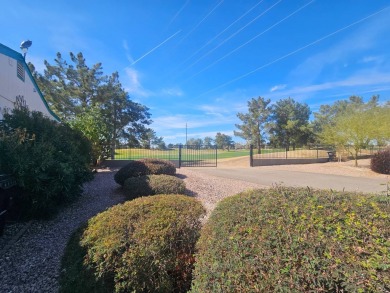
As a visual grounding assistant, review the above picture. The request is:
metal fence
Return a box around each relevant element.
[111,145,217,168]
[249,145,387,167]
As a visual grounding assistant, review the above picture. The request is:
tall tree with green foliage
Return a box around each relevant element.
[269,97,312,150]
[29,52,152,162]
[234,97,271,154]
[187,138,203,147]
[203,136,214,148]
[318,95,390,166]
[313,95,379,135]
[215,133,234,150]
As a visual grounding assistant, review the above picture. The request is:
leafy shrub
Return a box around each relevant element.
[371,148,390,174]
[114,159,176,186]
[191,187,390,293]
[123,174,186,199]
[81,194,205,293]
[59,226,114,293]
[113,160,149,185]
[0,108,93,219]
[140,158,176,176]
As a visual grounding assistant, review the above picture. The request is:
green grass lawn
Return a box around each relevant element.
[113,148,252,160]
[112,148,302,160]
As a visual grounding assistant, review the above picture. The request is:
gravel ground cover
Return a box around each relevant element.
[0,171,125,293]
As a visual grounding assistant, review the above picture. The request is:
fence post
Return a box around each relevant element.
[317,145,319,159]
[215,145,218,168]
[178,144,182,168]
[250,144,254,167]
[286,146,288,159]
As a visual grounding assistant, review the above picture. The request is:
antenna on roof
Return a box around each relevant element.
[20,40,32,59]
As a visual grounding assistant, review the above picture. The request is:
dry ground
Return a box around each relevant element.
[218,157,388,179]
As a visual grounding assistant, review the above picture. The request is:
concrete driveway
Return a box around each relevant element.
[186,167,388,194]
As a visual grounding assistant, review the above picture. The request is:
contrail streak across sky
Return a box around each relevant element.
[180,0,265,67]
[178,0,224,44]
[131,30,182,65]
[187,0,314,81]
[198,5,390,97]
[182,0,282,73]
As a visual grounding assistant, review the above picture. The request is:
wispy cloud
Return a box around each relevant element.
[122,40,134,63]
[270,84,287,92]
[289,8,390,83]
[123,67,151,97]
[160,87,184,97]
[152,110,237,132]
[360,55,384,64]
[267,70,390,100]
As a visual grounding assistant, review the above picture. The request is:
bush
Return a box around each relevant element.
[371,148,390,174]
[140,158,176,176]
[123,174,186,199]
[0,108,93,219]
[114,159,176,186]
[113,160,149,185]
[191,187,390,292]
[81,194,205,293]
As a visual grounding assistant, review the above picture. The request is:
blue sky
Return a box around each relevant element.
[2,1,390,144]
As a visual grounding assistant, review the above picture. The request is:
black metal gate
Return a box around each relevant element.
[178,145,217,167]
[111,144,217,168]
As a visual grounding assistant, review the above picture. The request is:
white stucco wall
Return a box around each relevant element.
[0,45,58,121]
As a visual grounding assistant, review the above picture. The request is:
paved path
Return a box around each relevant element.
[187,167,388,194]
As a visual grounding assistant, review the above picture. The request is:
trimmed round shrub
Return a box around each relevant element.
[123,174,186,199]
[140,158,176,176]
[114,159,176,186]
[114,160,150,185]
[191,187,390,292]
[81,194,205,293]
[371,148,390,174]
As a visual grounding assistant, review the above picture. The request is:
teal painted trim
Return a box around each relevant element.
[22,60,61,122]
[0,43,61,122]
[0,43,24,62]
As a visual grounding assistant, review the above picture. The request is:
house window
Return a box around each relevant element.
[17,61,25,82]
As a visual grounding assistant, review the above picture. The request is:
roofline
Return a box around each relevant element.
[0,43,61,122]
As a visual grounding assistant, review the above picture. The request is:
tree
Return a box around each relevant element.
[313,95,379,135]
[187,138,203,149]
[139,129,157,149]
[203,136,214,148]
[100,72,151,157]
[234,97,271,154]
[67,105,110,164]
[319,96,390,166]
[30,53,152,161]
[215,133,234,150]
[152,136,167,150]
[269,97,312,150]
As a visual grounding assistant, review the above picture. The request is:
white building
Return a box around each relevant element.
[0,43,59,121]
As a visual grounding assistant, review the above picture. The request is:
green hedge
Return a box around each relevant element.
[81,194,205,293]
[114,158,176,186]
[123,174,186,199]
[191,187,390,292]
[0,108,93,218]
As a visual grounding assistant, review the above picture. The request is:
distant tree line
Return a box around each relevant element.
[234,95,390,165]
[183,132,234,150]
